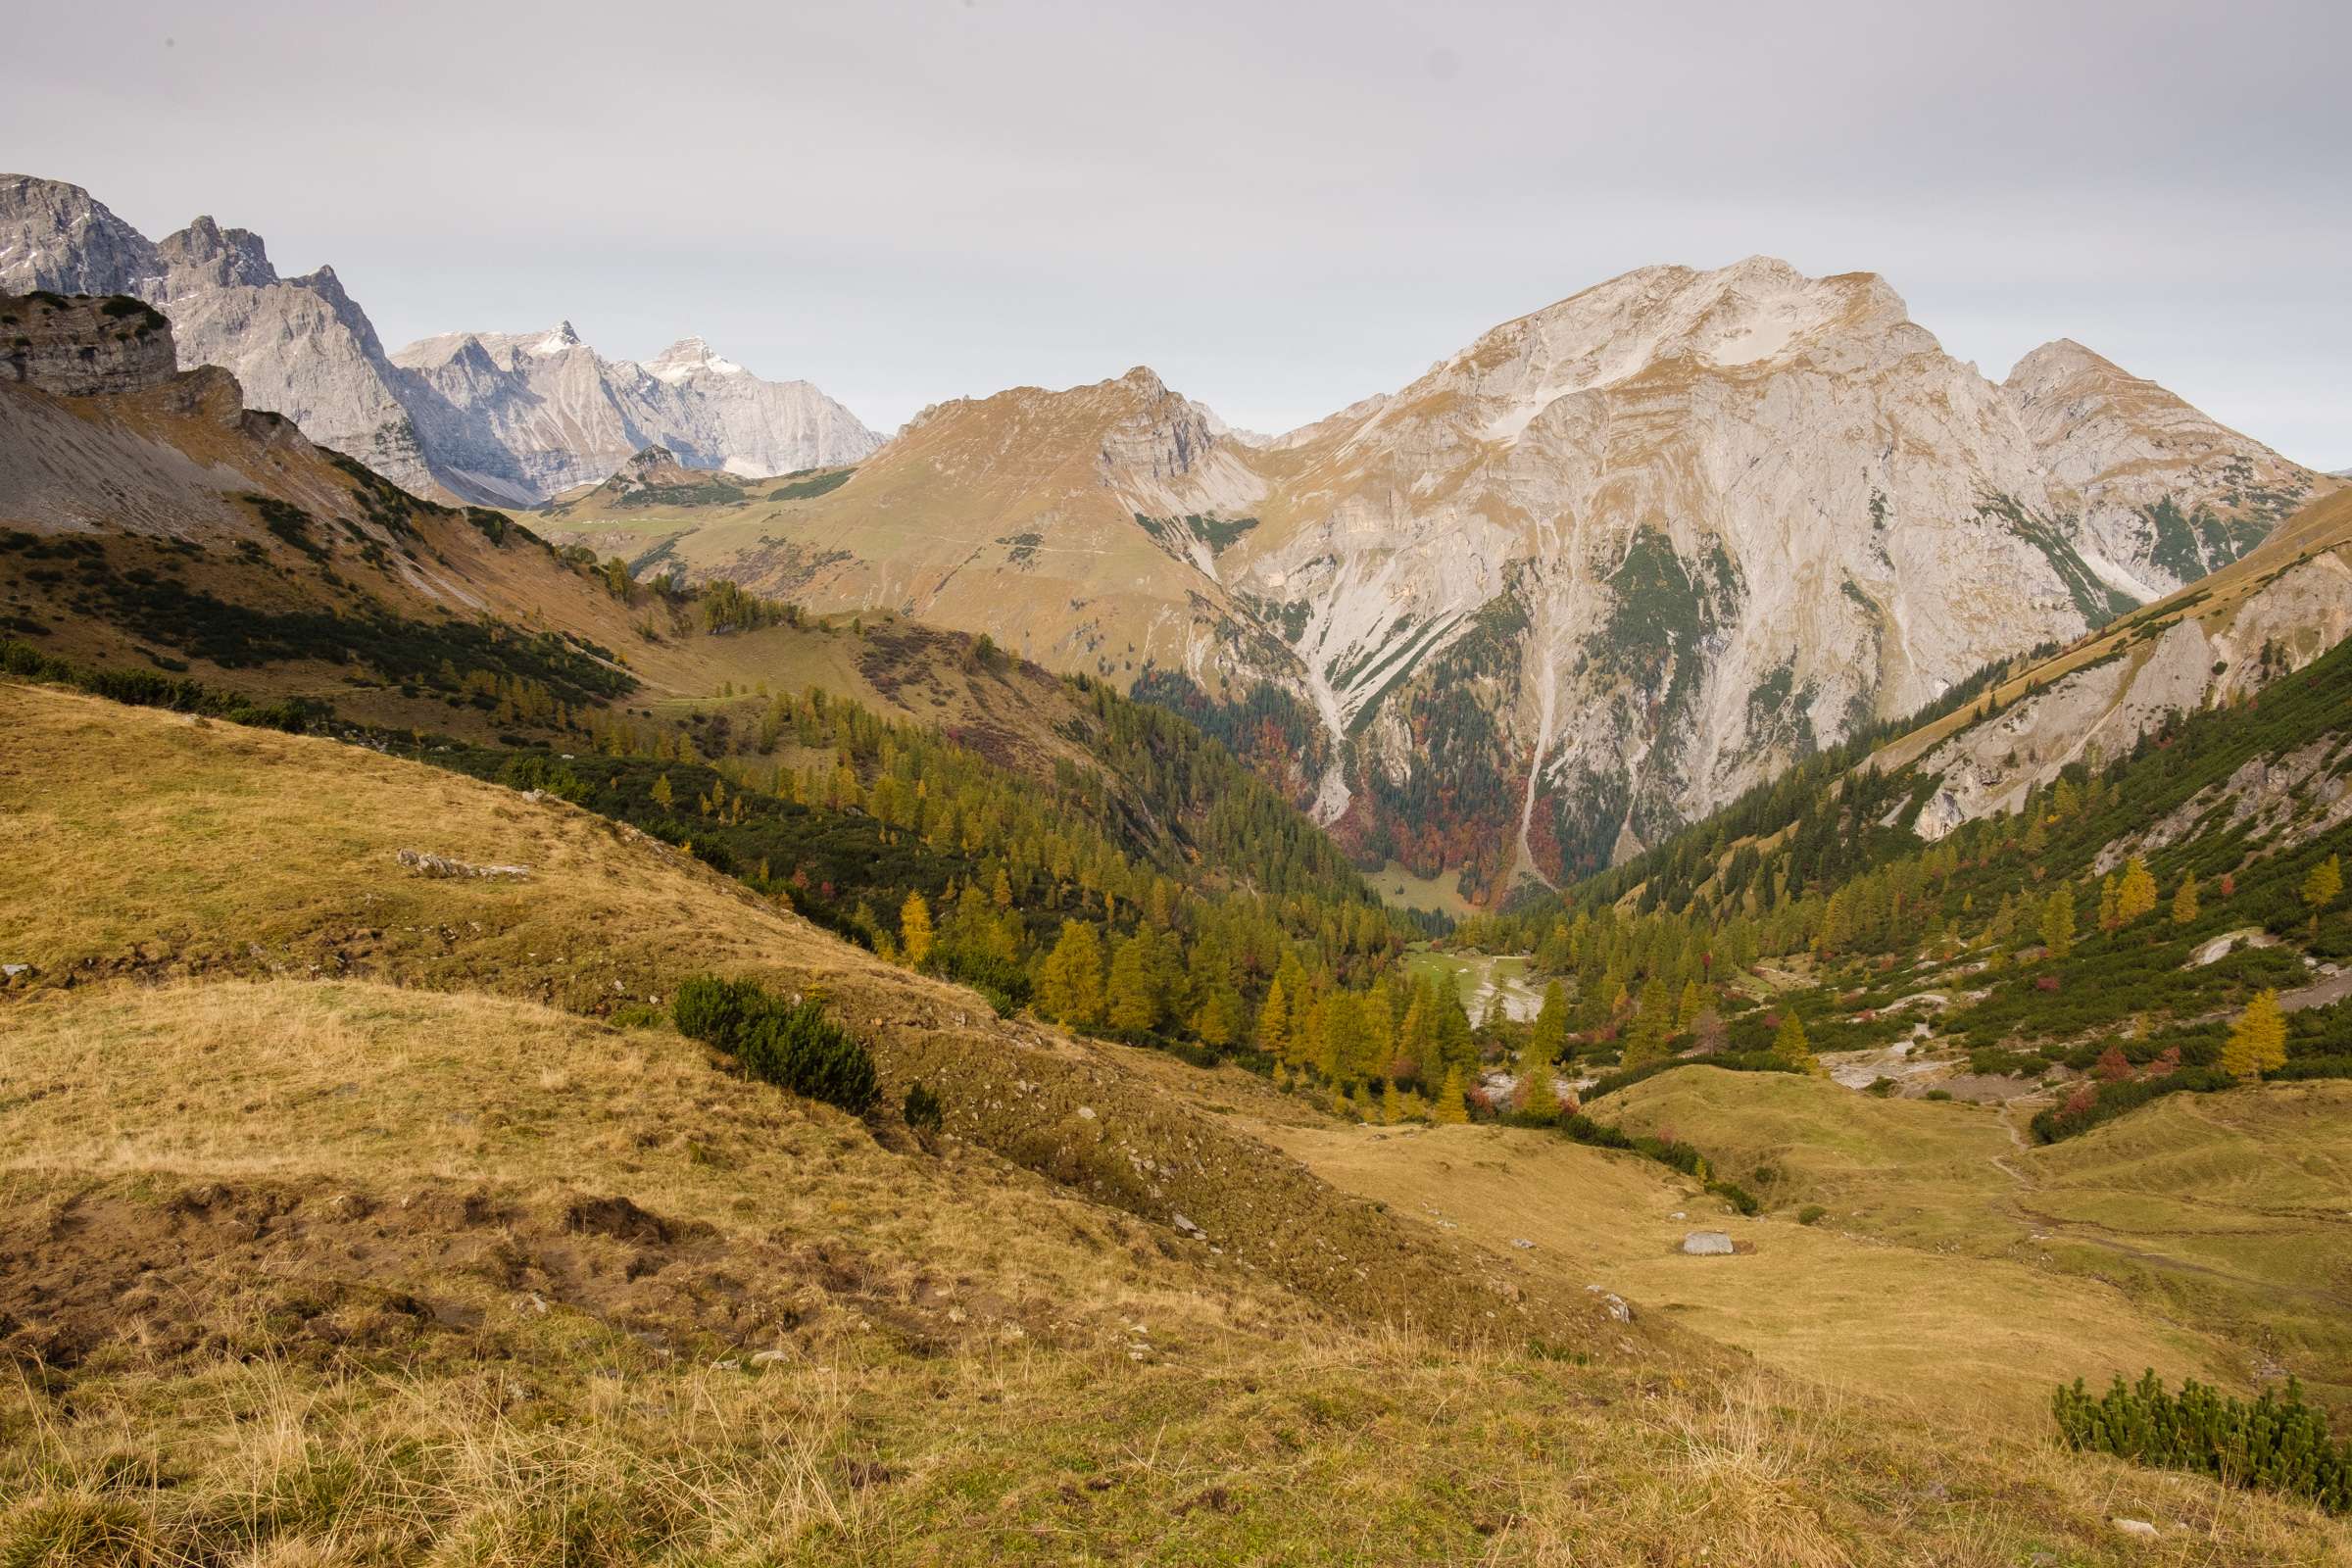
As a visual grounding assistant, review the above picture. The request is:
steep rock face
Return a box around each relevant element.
[0,174,878,504]
[150,218,440,493]
[390,324,881,501]
[2,292,178,395]
[1906,550,2352,842]
[0,174,165,297]
[641,335,882,480]
[1899,488,2352,841]
[2003,338,2328,597]
[1209,262,2088,886]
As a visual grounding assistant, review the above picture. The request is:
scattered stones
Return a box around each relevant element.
[1170,1213,1201,1236]
[751,1348,790,1366]
[2111,1517,2158,1541]
[1681,1231,1735,1256]
[1584,1285,1635,1323]
[396,849,530,880]
[1510,1238,1534,1250]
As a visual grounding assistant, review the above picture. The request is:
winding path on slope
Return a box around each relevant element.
[1980,1099,2350,1315]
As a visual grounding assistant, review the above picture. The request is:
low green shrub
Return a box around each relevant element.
[1,637,324,731]
[2031,1066,2235,1143]
[1706,1179,1761,1216]
[2053,1369,2349,1514]
[497,753,588,802]
[1796,1204,1828,1226]
[670,974,878,1115]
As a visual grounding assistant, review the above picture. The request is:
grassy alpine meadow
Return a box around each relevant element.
[4,680,2351,1563]
[2,980,2346,1564]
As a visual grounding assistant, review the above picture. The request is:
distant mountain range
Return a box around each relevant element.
[6,171,2338,902]
[530,258,2339,898]
[0,174,879,504]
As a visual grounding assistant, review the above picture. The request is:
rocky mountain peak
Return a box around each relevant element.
[2004,336,2123,390]
[645,335,746,383]
[158,217,278,292]
[0,174,166,298]
[1997,333,2333,599]
[1396,257,1930,451]
[0,172,879,504]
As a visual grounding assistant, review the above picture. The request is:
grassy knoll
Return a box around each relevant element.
[1267,1119,2217,1432]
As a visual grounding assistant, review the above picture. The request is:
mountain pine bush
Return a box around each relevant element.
[671,974,878,1114]
[2052,1370,2350,1514]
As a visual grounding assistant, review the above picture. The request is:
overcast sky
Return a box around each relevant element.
[10,0,2346,465]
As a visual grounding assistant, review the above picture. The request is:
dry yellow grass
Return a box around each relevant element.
[0,979,1264,1354]
[5,685,2351,1560]
[1590,1067,2352,1412]
[0,679,1640,1348]
[1263,1119,2220,1432]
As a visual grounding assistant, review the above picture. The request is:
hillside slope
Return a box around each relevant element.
[0,293,1176,793]
[5,679,2346,1563]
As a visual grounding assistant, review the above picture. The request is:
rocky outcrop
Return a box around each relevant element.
[0,175,165,297]
[149,219,440,493]
[0,173,878,503]
[2,292,178,395]
[2097,743,2352,877]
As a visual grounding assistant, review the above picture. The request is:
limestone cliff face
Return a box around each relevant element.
[1896,489,2352,843]
[1197,258,2333,889]
[2,292,178,395]
[0,175,165,298]
[2002,338,2323,597]
[151,218,440,493]
[0,174,878,504]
